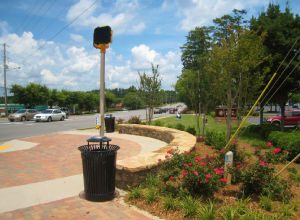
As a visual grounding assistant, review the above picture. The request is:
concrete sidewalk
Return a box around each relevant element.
[0,130,166,220]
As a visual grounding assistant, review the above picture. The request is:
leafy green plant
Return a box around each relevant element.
[144,188,158,204]
[174,123,185,131]
[290,200,299,212]
[279,202,295,217]
[186,126,196,135]
[260,195,272,211]
[236,196,251,215]
[166,124,174,128]
[181,195,200,218]
[252,112,259,116]
[288,168,300,186]
[205,129,226,150]
[145,173,160,188]
[209,111,215,118]
[197,199,218,220]
[220,202,239,220]
[163,196,179,211]
[127,185,142,199]
[152,120,164,126]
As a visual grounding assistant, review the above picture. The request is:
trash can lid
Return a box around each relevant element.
[87,135,112,143]
[105,114,113,117]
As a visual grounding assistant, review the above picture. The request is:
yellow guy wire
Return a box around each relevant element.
[276,153,300,177]
[223,72,277,150]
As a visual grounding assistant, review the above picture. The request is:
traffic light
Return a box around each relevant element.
[93,26,113,48]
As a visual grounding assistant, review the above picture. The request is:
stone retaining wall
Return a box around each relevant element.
[116,124,196,190]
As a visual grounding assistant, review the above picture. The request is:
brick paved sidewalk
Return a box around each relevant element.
[0,195,154,220]
[0,133,159,220]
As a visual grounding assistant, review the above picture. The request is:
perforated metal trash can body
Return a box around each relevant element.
[78,144,120,202]
[105,116,115,132]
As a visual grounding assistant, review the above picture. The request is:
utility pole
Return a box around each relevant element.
[3,43,7,117]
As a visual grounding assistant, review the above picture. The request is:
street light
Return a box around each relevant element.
[4,66,21,117]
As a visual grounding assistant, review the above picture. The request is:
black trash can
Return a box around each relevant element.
[105,114,115,133]
[78,141,120,202]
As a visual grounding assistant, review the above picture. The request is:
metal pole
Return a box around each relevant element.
[100,51,105,137]
[4,43,7,117]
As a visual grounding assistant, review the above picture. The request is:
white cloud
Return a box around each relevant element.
[66,0,143,35]
[69,33,85,43]
[128,22,146,34]
[117,54,123,62]
[162,0,268,31]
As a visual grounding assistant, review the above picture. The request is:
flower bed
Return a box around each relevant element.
[116,124,196,190]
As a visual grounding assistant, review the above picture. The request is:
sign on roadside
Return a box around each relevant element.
[95,114,101,126]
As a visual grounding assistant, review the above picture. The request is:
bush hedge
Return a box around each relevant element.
[205,129,226,150]
[268,130,300,163]
[247,124,280,140]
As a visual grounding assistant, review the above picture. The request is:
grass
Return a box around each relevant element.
[150,114,270,146]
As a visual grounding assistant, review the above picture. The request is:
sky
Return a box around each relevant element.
[0,0,299,94]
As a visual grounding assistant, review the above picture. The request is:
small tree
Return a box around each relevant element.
[137,63,162,125]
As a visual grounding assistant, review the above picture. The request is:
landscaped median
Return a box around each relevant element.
[116,124,196,190]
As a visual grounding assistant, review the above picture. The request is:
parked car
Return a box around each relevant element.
[263,110,300,126]
[122,108,128,111]
[34,109,66,122]
[53,107,70,118]
[169,108,175,114]
[8,109,38,122]
[1,112,5,117]
[154,108,162,114]
[161,108,167,113]
[291,105,300,110]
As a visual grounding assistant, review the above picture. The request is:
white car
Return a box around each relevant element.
[34,109,66,122]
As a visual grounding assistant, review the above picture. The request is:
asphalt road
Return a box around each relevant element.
[0,104,184,143]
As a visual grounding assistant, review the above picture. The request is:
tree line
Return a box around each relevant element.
[3,82,177,113]
[176,3,300,141]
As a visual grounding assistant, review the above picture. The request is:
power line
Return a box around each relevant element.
[9,0,49,52]
[8,0,46,48]
[5,0,40,45]
[11,0,74,59]
[259,35,300,106]
[20,0,100,63]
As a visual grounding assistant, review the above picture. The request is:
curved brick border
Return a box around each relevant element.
[116,124,196,190]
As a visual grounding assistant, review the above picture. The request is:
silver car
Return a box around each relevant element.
[8,109,38,122]
[34,109,66,122]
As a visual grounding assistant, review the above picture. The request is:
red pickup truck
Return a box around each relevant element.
[263,110,300,126]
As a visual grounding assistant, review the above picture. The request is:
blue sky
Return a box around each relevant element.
[0,0,299,93]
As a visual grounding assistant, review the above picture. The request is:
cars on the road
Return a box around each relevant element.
[122,108,128,111]
[54,107,70,118]
[291,105,300,110]
[161,108,167,113]
[263,110,300,126]
[169,108,175,114]
[154,108,162,114]
[34,109,66,122]
[8,109,39,122]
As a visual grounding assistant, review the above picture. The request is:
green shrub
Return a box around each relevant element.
[186,126,196,135]
[175,123,185,131]
[166,124,173,128]
[152,120,164,126]
[209,111,215,118]
[205,129,226,150]
[252,112,259,116]
[275,130,300,163]
[247,124,280,140]
[267,131,282,146]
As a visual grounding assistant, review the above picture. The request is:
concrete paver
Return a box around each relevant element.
[0,130,166,219]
